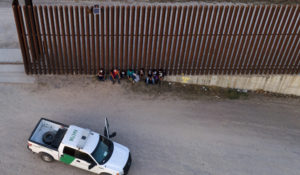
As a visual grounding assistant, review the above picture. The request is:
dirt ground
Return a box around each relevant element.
[1,76,300,175]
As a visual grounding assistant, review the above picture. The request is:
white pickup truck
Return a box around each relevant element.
[27,118,131,175]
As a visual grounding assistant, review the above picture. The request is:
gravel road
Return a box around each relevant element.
[1,76,300,175]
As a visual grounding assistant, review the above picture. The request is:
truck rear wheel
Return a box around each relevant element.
[40,153,54,162]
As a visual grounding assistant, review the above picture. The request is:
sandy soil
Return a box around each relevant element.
[1,76,300,175]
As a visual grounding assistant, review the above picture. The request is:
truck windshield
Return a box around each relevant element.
[91,135,113,165]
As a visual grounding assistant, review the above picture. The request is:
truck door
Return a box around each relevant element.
[60,146,102,174]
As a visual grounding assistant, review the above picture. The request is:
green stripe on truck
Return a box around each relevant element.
[60,154,75,164]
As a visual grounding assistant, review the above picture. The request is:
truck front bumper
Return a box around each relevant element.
[123,153,132,175]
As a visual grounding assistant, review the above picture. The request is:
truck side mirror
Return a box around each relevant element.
[104,127,108,137]
[88,162,96,170]
[109,132,117,138]
[104,118,116,139]
[104,117,110,138]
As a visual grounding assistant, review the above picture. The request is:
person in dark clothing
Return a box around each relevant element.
[120,70,127,79]
[153,69,159,84]
[109,69,121,84]
[146,69,155,85]
[97,69,105,81]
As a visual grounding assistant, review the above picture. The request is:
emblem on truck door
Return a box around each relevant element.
[69,129,78,141]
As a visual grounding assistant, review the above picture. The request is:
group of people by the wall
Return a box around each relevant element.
[97,68,165,85]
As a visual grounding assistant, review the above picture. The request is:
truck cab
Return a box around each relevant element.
[28,118,131,175]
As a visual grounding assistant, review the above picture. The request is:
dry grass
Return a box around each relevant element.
[121,78,300,100]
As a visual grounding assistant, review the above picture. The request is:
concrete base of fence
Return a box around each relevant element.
[0,49,23,64]
[165,74,300,96]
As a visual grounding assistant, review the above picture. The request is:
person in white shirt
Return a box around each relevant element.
[132,73,140,83]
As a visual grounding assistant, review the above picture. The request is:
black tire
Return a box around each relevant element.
[100,173,112,175]
[42,131,56,145]
[40,152,54,162]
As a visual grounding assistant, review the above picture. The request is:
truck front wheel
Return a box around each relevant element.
[40,153,54,162]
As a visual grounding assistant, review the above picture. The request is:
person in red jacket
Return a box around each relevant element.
[109,69,120,84]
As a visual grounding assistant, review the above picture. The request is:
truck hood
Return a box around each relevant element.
[104,142,130,172]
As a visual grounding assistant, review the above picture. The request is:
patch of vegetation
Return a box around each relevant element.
[224,88,248,99]
[123,80,251,100]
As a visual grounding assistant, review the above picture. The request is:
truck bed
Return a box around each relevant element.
[29,118,68,150]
